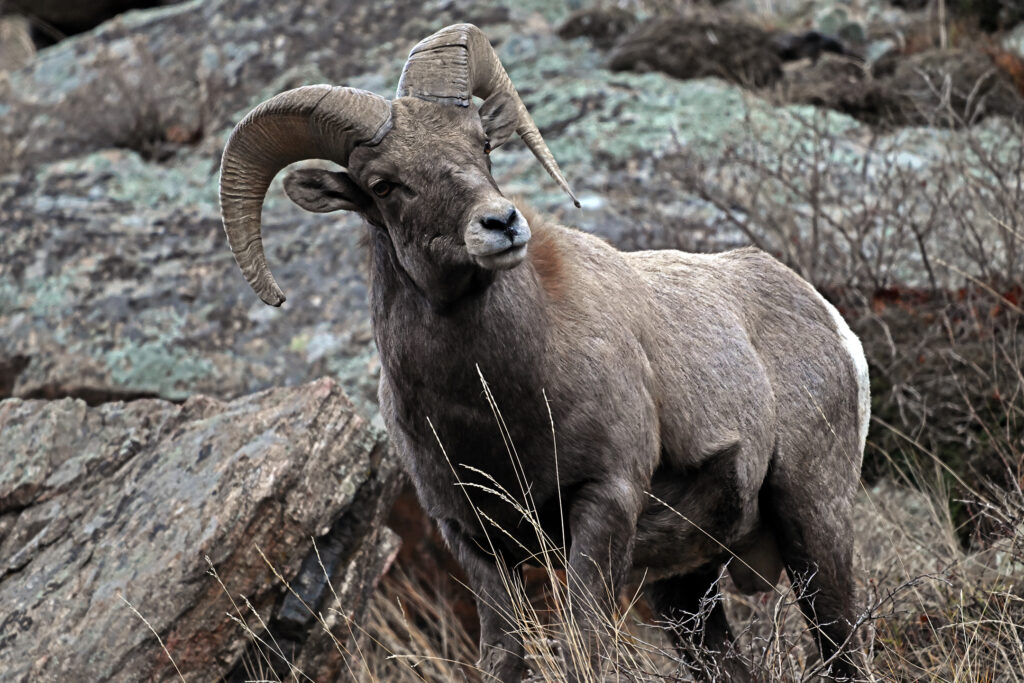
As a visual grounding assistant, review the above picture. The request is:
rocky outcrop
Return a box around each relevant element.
[0,377,399,682]
[0,147,382,410]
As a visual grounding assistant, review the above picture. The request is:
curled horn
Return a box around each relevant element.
[397,23,580,208]
[219,85,392,306]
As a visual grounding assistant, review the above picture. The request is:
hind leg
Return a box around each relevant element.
[767,479,861,680]
[646,566,752,682]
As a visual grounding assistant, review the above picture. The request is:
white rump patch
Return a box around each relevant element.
[813,288,871,455]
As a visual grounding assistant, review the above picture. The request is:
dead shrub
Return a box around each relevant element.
[609,16,783,88]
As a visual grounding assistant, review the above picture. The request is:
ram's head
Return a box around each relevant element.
[219,23,578,307]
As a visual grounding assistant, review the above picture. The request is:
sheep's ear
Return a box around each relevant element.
[283,168,367,213]
[479,91,518,150]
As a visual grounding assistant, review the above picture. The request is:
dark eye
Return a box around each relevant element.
[484,141,492,155]
[372,180,392,197]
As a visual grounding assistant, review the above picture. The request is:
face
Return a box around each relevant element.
[283,94,530,295]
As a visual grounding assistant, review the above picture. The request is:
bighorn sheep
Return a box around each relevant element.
[220,23,869,681]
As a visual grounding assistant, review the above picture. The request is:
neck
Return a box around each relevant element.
[368,217,554,438]
[367,225,508,315]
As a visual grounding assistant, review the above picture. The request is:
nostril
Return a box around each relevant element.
[480,215,507,232]
[480,207,518,232]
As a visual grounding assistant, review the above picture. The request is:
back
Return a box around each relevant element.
[625,246,865,482]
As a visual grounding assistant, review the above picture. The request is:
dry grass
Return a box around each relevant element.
[360,422,1024,683]
[347,422,1024,682]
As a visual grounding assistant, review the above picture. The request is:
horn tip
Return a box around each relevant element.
[258,287,287,307]
[563,185,581,208]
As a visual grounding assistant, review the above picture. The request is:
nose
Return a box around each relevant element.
[480,206,519,235]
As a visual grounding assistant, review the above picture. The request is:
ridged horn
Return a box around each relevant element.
[219,85,392,306]
[397,23,580,208]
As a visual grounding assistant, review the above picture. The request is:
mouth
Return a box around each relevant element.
[472,243,528,270]
[464,207,532,270]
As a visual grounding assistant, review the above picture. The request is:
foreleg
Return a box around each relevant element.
[563,478,644,681]
[440,520,525,682]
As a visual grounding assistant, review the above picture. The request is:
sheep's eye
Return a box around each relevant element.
[372,181,392,197]
[484,141,492,155]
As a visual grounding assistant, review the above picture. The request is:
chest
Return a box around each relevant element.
[380,349,561,525]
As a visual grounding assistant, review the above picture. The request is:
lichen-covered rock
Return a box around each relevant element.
[0,377,399,682]
[0,145,382,410]
[0,0,557,410]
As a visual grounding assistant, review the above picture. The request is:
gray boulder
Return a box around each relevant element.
[0,148,382,411]
[0,377,399,681]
